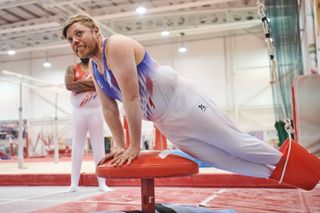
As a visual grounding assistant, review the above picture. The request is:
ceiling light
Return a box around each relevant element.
[178,32,187,53]
[161,31,170,36]
[265,38,273,42]
[43,52,51,67]
[178,47,187,53]
[43,62,51,68]
[7,50,16,55]
[136,6,146,14]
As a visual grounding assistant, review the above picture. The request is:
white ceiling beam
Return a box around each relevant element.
[0,19,260,55]
[0,42,68,55]
[96,0,239,21]
[0,22,60,35]
[1,26,61,38]
[0,41,69,55]
[0,15,63,30]
[42,0,93,8]
[55,4,73,15]
[0,0,37,10]
[131,19,260,41]
[109,6,258,23]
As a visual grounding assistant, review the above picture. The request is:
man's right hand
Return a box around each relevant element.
[97,147,125,166]
[97,153,114,166]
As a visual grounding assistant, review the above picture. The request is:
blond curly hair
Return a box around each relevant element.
[62,13,100,39]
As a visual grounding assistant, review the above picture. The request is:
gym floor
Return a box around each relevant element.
[0,155,319,213]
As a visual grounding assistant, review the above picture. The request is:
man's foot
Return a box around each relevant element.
[99,185,113,192]
[67,185,78,192]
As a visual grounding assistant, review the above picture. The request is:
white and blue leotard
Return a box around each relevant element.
[92,39,178,121]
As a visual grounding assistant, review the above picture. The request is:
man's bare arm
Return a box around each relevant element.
[107,35,142,166]
[65,65,96,93]
[88,62,126,150]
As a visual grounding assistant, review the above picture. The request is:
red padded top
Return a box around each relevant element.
[96,151,199,179]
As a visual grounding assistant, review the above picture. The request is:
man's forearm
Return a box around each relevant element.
[103,107,126,149]
[66,79,96,93]
[123,97,142,149]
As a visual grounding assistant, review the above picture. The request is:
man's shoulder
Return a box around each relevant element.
[109,34,128,40]
[108,34,134,46]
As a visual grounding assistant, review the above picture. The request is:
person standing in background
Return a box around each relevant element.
[65,57,112,192]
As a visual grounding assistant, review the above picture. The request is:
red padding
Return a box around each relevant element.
[271,139,320,190]
[96,151,199,179]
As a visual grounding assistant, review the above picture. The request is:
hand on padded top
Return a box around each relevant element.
[111,146,140,167]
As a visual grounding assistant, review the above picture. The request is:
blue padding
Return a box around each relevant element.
[96,205,235,213]
[163,203,236,213]
[171,150,213,168]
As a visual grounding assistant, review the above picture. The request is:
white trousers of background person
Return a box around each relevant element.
[68,106,112,192]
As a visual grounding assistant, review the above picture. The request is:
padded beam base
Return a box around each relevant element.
[141,178,155,213]
[96,151,199,213]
